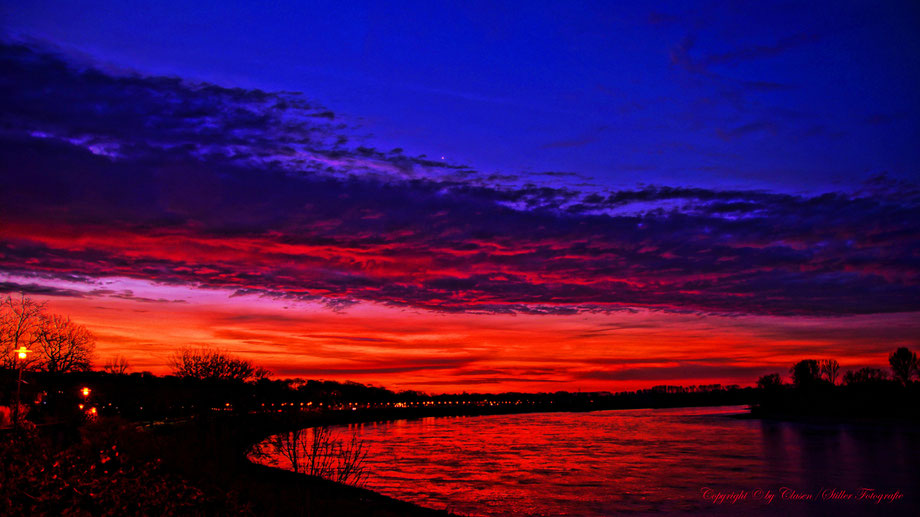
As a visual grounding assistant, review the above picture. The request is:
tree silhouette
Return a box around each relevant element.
[889,347,918,386]
[103,355,131,374]
[843,367,888,385]
[756,373,783,390]
[0,294,46,369]
[261,426,368,486]
[170,346,256,381]
[35,314,95,373]
[790,359,821,388]
[820,359,840,385]
[253,366,272,380]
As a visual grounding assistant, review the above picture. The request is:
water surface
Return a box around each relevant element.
[257,406,920,516]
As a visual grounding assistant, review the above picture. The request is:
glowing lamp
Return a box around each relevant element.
[81,387,91,397]
[15,347,30,360]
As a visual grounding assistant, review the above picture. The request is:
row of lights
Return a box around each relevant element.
[11,348,532,423]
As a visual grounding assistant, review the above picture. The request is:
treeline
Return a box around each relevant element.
[6,366,757,426]
[757,348,920,390]
[752,347,920,420]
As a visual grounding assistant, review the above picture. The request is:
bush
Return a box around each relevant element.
[253,425,369,487]
[0,420,252,515]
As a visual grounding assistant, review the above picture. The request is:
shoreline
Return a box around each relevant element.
[12,401,916,515]
[245,402,920,515]
[233,402,754,515]
[147,410,458,516]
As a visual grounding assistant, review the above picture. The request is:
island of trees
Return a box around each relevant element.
[752,350,920,420]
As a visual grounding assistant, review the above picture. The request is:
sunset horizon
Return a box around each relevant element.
[2,3,919,516]
[8,284,919,394]
[2,14,919,392]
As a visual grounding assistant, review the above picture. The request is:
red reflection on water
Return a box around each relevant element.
[254,407,920,517]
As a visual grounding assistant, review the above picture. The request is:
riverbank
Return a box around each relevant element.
[1,410,455,516]
[227,402,757,515]
[185,405,591,515]
[188,402,709,515]
[138,404,616,516]
[9,402,918,516]
[4,398,755,515]
[139,411,458,517]
[5,400,756,515]
[748,382,920,425]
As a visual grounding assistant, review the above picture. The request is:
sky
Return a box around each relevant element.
[1,1,918,393]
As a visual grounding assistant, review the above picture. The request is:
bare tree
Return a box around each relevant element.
[333,430,369,485]
[820,359,840,385]
[266,426,368,486]
[305,426,337,480]
[273,426,307,475]
[0,294,46,369]
[35,314,95,373]
[889,347,918,386]
[103,354,131,374]
[170,346,255,381]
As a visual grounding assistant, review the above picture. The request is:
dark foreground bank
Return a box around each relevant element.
[3,403,602,516]
[8,387,919,516]
[1,411,455,516]
[1,388,757,516]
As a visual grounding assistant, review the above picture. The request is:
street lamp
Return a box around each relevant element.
[81,387,91,398]
[12,347,31,431]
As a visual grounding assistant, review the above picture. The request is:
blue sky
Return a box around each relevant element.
[2,1,919,389]
[4,0,918,193]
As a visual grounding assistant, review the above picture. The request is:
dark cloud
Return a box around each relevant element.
[106,290,187,304]
[2,42,919,318]
[0,281,87,298]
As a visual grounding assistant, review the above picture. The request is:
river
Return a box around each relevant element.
[254,406,920,516]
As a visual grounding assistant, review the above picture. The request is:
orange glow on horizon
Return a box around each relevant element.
[22,277,918,394]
